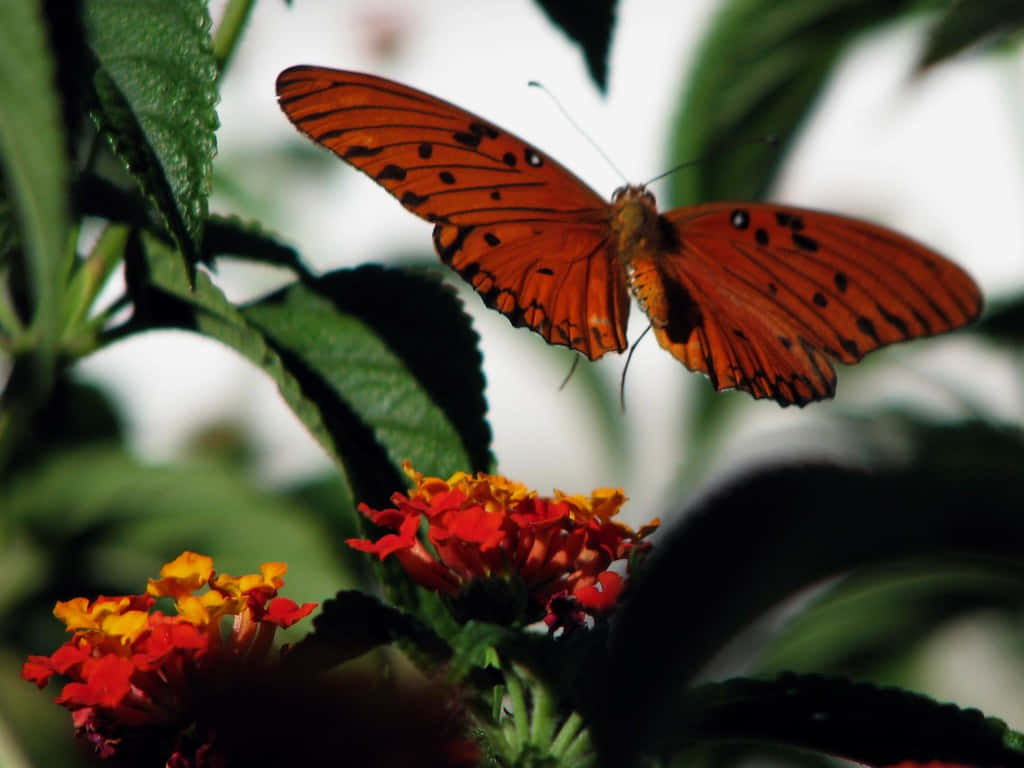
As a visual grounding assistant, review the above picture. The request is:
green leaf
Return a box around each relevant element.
[83,0,218,262]
[669,0,919,206]
[603,460,1024,758]
[130,235,491,506]
[919,0,1024,70]
[0,0,70,363]
[671,675,1024,767]
[974,292,1024,346]
[1,444,351,648]
[759,565,1024,678]
[533,0,617,93]
[243,266,493,489]
[202,214,307,275]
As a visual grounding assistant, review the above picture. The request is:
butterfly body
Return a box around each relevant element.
[277,66,982,406]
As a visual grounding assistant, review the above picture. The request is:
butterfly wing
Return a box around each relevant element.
[276,66,629,358]
[634,203,982,406]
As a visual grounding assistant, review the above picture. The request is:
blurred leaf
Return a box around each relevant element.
[669,674,1024,767]
[919,0,1024,70]
[974,293,1024,346]
[759,565,1024,678]
[532,0,616,93]
[0,444,350,651]
[602,461,1024,758]
[83,0,218,264]
[0,0,70,364]
[669,0,919,206]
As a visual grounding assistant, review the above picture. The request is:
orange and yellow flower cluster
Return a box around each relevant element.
[348,462,657,629]
[22,552,315,758]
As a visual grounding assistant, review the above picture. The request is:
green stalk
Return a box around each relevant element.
[61,224,128,344]
[213,0,256,77]
[527,667,557,747]
[549,711,585,758]
[503,664,530,755]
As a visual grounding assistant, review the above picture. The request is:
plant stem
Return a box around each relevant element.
[213,0,256,77]
[503,664,530,755]
[527,667,557,748]
[549,711,584,758]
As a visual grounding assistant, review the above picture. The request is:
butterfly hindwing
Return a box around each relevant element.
[434,220,630,360]
[643,203,983,405]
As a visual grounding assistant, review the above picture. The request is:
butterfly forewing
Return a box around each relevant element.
[276,66,609,225]
[644,203,983,405]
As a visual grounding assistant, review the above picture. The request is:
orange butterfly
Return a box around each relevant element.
[276,66,982,406]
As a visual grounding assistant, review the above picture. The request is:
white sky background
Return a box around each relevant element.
[77,0,1024,529]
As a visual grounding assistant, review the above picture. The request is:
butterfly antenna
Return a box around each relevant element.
[619,324,653,410]
[558,354,581,391]
[642,135,779,187]
[528,80,628,184]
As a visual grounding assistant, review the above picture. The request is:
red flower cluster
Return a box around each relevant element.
[22,552,315,761]
[348,462,658,628]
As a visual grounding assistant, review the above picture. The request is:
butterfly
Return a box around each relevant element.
[276,66,983,406]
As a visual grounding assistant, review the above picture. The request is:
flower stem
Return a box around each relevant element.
[549,711,584,758]
[527,667,557,747]
[502,665,530,755]
[213,0,256,77]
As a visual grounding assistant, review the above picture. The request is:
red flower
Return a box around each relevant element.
[22,552,316,762]
[348,462,658,628]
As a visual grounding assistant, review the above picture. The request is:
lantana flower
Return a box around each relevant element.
[22,551,316,763]
[348,462,658,629]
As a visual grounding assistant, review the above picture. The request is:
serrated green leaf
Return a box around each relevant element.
[669,675,1024,767]
[604,460,1024,757]
[532,0,616,93]
[0,0,70,364]
[919,0,1024,70]
[203,214,307,274]
[669,0,919,206]
[132,232,348,471]
[242,266,493,490]
[131,235,491,508]
[83,0,218,262]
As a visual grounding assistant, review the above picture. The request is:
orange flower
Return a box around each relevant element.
[348,462,658,629]
[22,552,315,761]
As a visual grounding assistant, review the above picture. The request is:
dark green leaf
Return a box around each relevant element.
[672,675,1024,767]
[243,266,493,495]
[131,235,491,507]
[0,0,70,362]
[532,0,616,93]
[203,214,308,275]
[602,460,1024,758]
[919,0,1024,70]
[83,0,218,262]
[974,293,1024,345]
[285,590,451,676]
[669,0,918,206]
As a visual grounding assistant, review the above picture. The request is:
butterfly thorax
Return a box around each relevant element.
[610,185,683,331]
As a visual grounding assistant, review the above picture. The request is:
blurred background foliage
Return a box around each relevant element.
[3,0,1024,766]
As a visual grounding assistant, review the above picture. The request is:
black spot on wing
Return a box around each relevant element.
[731,209,749,229]
[856,315,880,344]
[439,171,455,184]
[502,152,517,167]
[834,271,848,292]
[792,233,819,252]
[841,338,860,358]
[537,267,554,276]
[524,148,543,167]
[377,164,406,181]
[813,292,828,308]
[755,228,769,246]
[418,143,432,159]
[660,275,703,345]
[345,145,383,158]
[453,131,481,148]
[490,190,502,200]
[401,191,428,208]
[484,232,500,246]
[876,302,909,337]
